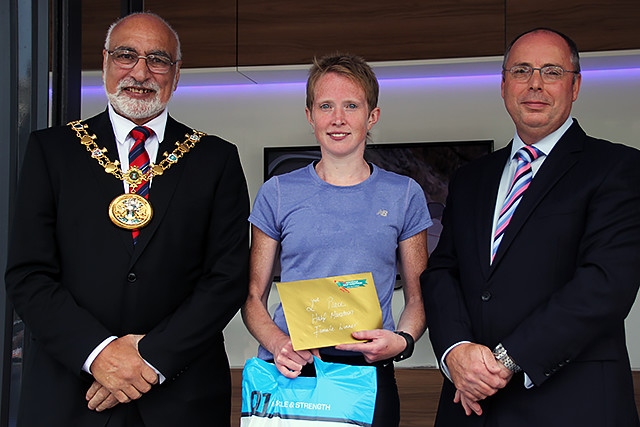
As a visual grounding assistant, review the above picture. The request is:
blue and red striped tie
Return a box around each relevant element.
[491,145,544,262]
[129,126,153,244]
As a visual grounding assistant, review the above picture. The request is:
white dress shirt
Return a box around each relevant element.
[109,104,168,192]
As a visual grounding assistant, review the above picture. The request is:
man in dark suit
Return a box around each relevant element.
[5,12,249,427]
[421,28,640,426]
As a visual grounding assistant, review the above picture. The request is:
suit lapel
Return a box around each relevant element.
[489,122,585,270]
[479,145,512,279]
[82,111,136,256]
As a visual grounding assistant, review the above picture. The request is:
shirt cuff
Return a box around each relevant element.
[83,336,117,374]
[439,340,471,382]
[524,373,534,389]
[82,336,166,384]
[149,361,166,384]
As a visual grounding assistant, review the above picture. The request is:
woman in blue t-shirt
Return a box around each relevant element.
[242,53,432,427]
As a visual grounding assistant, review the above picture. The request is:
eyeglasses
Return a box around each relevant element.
[503,65,580,83]
[107,49,178,74]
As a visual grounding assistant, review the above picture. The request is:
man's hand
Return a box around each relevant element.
[454,389,483,416]
[86,381,119,411]
[89,334,158,405]
[446,343,512,413]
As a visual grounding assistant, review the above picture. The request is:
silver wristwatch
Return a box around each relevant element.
[492,343,522,373]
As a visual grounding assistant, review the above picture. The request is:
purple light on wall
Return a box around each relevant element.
[78,66,640,97]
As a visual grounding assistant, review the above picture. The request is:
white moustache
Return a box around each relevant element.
[116,78,160,94]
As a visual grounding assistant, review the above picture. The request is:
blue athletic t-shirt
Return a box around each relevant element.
[249,162,432,359]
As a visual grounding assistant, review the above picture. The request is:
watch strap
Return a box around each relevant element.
[393,331,415,362]
[492,343,522,373]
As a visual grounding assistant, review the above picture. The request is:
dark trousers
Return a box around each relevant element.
[105,404,145,427]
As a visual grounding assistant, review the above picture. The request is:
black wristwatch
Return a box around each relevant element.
[393,331,415,362]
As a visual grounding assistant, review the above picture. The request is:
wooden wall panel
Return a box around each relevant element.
[505,0,640,52]
[144,0,236,69]
[237,0,505,66]
[80,0,236,70]
[77,1,640,70]
[81,0,121,70]
[636,370,640,420]
[394,368,442,427]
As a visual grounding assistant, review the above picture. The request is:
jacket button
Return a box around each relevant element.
[127,273,137,283]
[481,291,492,302]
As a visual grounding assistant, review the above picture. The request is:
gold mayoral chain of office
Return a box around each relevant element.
[68,120,206,230]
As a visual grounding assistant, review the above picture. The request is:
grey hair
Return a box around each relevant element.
[104,12,182,61]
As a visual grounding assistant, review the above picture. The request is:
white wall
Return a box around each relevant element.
[80,53,640,368]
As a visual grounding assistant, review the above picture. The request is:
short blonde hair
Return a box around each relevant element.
[306,53,379,114]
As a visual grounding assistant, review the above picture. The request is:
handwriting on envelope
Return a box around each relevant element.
[276,272,382,351]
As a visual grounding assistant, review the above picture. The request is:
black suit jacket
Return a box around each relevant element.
[5,111,250,426]
[421,121,640,426]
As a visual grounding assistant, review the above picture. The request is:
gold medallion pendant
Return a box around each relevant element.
[108,193,153,230]
[68,120,206,230]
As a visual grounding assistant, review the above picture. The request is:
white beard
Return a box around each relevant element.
[105,77,170,120]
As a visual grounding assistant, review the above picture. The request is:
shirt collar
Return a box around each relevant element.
[108,104,168,145]
[511,116,574,159]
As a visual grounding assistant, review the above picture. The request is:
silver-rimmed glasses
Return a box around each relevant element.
[107,49,178,74]
[503,65,580,83]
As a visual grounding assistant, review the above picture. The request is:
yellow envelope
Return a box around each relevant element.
[276,272,382,351]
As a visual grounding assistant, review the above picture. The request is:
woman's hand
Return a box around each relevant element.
[334,329,406,363]
[271,335,320,378]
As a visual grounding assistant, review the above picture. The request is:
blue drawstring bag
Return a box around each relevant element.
[241,357,376,426]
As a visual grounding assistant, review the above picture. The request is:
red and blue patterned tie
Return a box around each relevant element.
[129,126,153,244]
[491,145,544,262]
